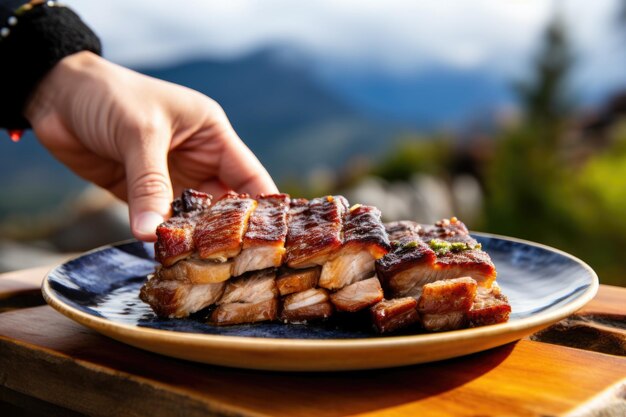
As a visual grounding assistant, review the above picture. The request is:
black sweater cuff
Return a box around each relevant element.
[0,3,102,129]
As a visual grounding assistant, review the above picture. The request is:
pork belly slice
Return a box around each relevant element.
[330,277,384,313]
[420,217,497,288]
[210,298,278,326]
[217,270,277,305]
[319,205,391,290]
[139,277,225,318]
[385,220,422,242]
[280,288,334,323]
[157,259,233,284]
[193,192,257,262]
[467,283,511,327]
[370,297,420,334]
[417,277,477,332]
[155,189,212,267]
[232,194,290,276]
[375,238,437,298]
[276,267,320,296]
[285,196,348,269]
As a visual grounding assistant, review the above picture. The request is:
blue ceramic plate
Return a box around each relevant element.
[42,233,598,371]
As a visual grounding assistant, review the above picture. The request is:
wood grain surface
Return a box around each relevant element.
[1,268,625,417]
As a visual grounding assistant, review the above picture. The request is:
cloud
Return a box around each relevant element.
[68,0,625,87]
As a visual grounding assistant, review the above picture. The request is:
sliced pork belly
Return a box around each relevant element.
[154,189,212,267]
[139,277,225,318]
[370,297,420,333]
[157,259,233,284]
[193,192,257,262]
[210,298,279,326]
[233,194,290,276]
[467,283,511,327]
[385,220,422,241]
[210,270,278,325]
[419,217,497,288]
[417,277,477,332]
[319,205,390,290]
[280,288,334,323]
[285,196,348,269]
[276,267,320,296]
[330,277,384,312]
[217,270,277,305]
[375,238,437,298]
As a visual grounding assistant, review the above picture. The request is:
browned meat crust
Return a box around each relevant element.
[330,277,384,312]
[276,267,320,296]
[285,196,348,268]
[467,284,511,327]
[193,192,257,262]
[370,297,420,333]
[233,194,290,276]
[418,277,477,332]
[280,288,334,322]
[385,220,422,241]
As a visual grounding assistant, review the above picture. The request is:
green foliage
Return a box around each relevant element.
[371,136,453,182]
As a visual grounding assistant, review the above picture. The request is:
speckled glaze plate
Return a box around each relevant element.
[42,233,598,371]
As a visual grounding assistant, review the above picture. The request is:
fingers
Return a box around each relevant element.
[216,124,279,196]
[124,128,173,242]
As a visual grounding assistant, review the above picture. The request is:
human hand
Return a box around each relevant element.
[24,51,278,241]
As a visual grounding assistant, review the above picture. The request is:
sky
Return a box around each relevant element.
[68,0,625,95]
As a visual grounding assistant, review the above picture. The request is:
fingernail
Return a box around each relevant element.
[134,211,164,237]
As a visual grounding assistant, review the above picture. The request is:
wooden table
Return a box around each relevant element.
[0,267,625,417]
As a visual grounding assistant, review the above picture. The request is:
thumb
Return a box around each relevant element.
[124,135,173,242]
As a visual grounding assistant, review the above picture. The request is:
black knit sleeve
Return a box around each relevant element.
[0,2,102,130]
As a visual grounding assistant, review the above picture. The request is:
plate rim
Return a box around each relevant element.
[41,232,599,350]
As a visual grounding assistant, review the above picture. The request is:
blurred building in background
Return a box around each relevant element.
[1,0,625,285]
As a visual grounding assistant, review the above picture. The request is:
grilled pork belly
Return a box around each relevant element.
[193,192,257,262]
[467,283,511,327]
[233,194,290,277]
[319,205,390,290]
[420,218,497,288]
[276,267,320,296]
[285,196,348,269]
[157,259,233,284]
[139,276,225,318]
[370,297,420,333]
[210,270,278,325]
[375,238,437,298]
[154,189,212,267]
[329,277,384,312]
[385,220,421,241]
[280,288,334,323]
[417,277,477,332]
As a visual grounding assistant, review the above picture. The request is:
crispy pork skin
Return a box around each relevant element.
[139,277,225,318]
[417,277,477,332]
[210,298,279,325]
[385,221,422,241]
[233,194,290,276]
[157,259,233,284]
[370,297,420,333]
[193,192,257,262]
[155,189,212,267]
[280,288,334,323]
[467,283,511,327]
[330,277,384,312]
[276,267,320,296]
[319,205,390,290]
[285,196,348,269]
[375,238,437,298]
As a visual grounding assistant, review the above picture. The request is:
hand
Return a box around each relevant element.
[25,51,278,241]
